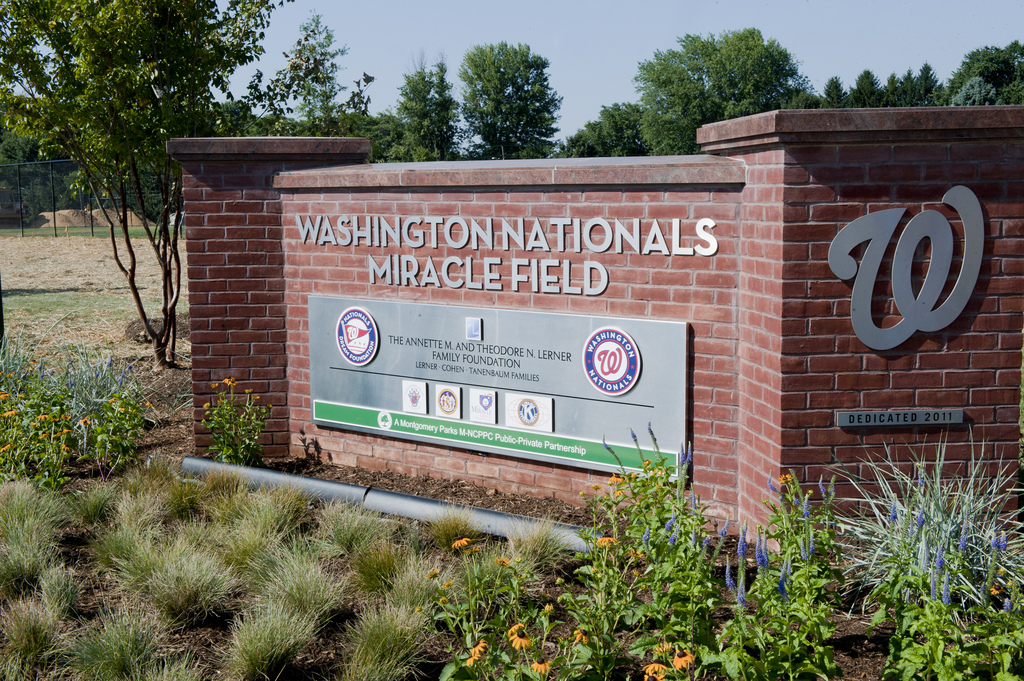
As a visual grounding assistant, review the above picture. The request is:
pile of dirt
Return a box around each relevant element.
[28,207,146,230]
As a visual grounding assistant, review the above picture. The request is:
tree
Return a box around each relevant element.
[822,77,848,108]
[944,41,1024,105]
[556,102,649,158]
[950,76,998,106]
[847,70,883,108]
[459,42,562,159]
[0,0,283,368]
[635,28,811,155]
[397,58,460,161]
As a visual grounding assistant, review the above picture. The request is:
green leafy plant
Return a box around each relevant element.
[201,378,269,467]
[84,392,145,480]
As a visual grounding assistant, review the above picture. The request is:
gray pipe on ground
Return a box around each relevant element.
[178,456,590,553]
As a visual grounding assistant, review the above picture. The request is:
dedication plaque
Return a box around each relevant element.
[309,297,689,473]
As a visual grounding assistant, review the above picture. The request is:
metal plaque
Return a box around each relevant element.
[309,297,689,472]
[837,410,964,428]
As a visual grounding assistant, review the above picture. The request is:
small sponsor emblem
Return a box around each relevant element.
[377,411,392,429]
[517,399,540,426]
[469,388,496,424]
[466,317,483,341]
[434,384,462,419]
[402,381,428,414]
[582,327,641,396]
[336,307,379,366]
[505,393,553,432]
[408,389,421,407]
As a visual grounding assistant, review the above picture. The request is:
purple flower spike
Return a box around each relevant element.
[1005,597,1013,613]
[737,526,748,560]
[725,560,736,592]
[630,428,638,444]
[647,422,656,444]
[685,443,693,466]
[767,477,778,494]
[602,437,614,454]
[917,465,925,488]
[888,501,898,524]
[999,532,1008,552]
[719,519,730,538]
[665,515,676,533]
[916,510,925,529]
[669,529,678,545]
[778,561,790,602]
[755,534,769,570]
[942,572,950,606]
[799,538,807,561]
[737,582,747,608]
[958,527,968,552]
[642,526,650,543]
[802,496,810,518]
[935,551,945,572]
[818,476,827,497]
[930,570,937,600]
[809,533,815,556]
[701,536,711,550]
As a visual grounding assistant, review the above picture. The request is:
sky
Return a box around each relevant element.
[229,0,1024,141]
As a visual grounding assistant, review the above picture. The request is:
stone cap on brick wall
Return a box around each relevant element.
[167,137,371,163]
[272,155,746,189]
[698,106,1024,152]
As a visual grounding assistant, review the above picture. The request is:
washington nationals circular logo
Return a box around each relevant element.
[517,399,540,426]
[582,327,641,396]
[336,307,379,366]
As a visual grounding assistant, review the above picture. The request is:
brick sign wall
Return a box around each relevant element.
[170,107,1024,527]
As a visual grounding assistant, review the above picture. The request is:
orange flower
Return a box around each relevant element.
[3,410,17,417]
[779,473,794,485]
[471,639,488,657]
[508,624,532,649]
[643,662,669,678]
[590,484,602,491]
[991,585,1003,595]
[223,377,238,387]
[451,536,472,550]
[211,382,219,388]
[608,474,625,485]
[494,557,510,567]
[673,650,694,670]
[531,658,551,674]
[573,628,588,644]
[426,569,439,579]
[596,536,617,548]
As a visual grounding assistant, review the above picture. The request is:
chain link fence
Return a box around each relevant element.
[0,159,163,237]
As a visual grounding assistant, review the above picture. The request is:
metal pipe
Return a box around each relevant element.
[179,456,589,552]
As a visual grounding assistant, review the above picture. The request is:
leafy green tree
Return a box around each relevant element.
[0,121,39,164]
[397,59,460,161]
[355,110,409,162]
[556,102,648,158]
[945,41,1024,105]
[881,65,942,107]
[0,0,283,367]
[635,28,811,155]
[847,70,883,108]
[459,42,562,159]
[822,76,848,108]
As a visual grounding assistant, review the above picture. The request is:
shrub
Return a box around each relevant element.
[82,392,145,480]
[201,378,269,466]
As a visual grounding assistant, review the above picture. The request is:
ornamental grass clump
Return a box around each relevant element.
[352,539,409,596]
[315,500,393,557]
[0,598,59,676]
[426,505,483,553]
[66,608,165,681]
[253,540,345,629]
[224,600,317,681]
[339,604,426,681]
[839,439,1024,611]
[141,539,238,627]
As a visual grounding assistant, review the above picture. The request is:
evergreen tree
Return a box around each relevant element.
[944,41,1024,104]
[822,77,847,108]
[950,76,998,105]
[847,70,883,107]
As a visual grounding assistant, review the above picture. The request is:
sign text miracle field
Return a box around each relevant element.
[309,297,689,472]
